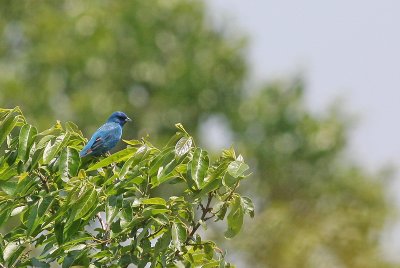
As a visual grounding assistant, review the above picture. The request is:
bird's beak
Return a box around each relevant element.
[126,117,132,122]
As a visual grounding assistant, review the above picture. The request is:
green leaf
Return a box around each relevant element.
[59,147,81,182]
[143,207,170,217]
[119,145,149,181]
[171,220,187,250]
[38,195,54,218]
[87,147,137,171]
[227,160,249,178]
[10,205,27,216]
[222,173,239,188]
[55,221,65,245]
[149,147,175,176]
[0,180,18,195]
[62,250,82,268]
[141,197,167,206]
[224,195,244,238]
[191,148,209,188]
[43,133,70,164]
[0,107,22,147]
[194,178,221,198]
[0,165,18,181]
[122,139,143,146]
[241,196,255,218]
[31,258,50,268]
[3,241,23,263]
[74,187,98,220]
[175,136,193,157]
[26,203,39,236]
[62,236,93,248]
[153,155,182,187]
[212,201,228,220]
[17,124,37,162]
[154,230,171,254]
[204,243,214,260]
[0,206,11,227]
[65,121,85,140]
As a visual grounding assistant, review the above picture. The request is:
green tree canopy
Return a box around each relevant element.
[0,107,253,267]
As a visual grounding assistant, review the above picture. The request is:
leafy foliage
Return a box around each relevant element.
[0,108,253,267]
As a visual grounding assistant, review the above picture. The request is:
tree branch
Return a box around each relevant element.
[34,170,49,192]
[186,192,213,242]
[96,213,107,233]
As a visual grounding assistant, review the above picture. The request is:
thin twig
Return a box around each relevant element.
[96,213,107,232]
[187,192,213,241]
[144,226,164,240]
[144,175,151,197]
[224,181,239,202]
[35,171,49,192]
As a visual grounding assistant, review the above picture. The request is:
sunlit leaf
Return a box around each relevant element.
[172,220,187,250]
[10,205,27,217]
[191,148,209,188]
[59,147,80,182]
[17,124,37,162]
[43,133,70,164]
[118,145,149,181]
[87,147,138,171]
[175,136,193,158]
[227,160,249,178]
[241,196,255,218]
[141,197,167,206]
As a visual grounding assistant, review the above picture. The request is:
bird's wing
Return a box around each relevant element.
[80,123,120,157]
[90,133,113,151]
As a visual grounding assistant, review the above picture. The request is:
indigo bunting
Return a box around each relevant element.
[79,111,131,157]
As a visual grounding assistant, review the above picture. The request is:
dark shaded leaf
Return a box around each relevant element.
[31,258,50,268]
[55,221,64,245]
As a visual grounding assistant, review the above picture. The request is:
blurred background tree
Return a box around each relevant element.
[0,0,394,267]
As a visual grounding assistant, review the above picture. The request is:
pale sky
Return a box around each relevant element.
[205,0,400,263]
[206,0,400,170]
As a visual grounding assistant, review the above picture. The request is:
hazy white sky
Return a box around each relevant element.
[205,0,400,262]
[206,0,400,171]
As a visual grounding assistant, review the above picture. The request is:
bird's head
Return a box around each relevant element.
[107,111,132,126]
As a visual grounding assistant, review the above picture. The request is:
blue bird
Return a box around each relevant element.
[79,111,132,157]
